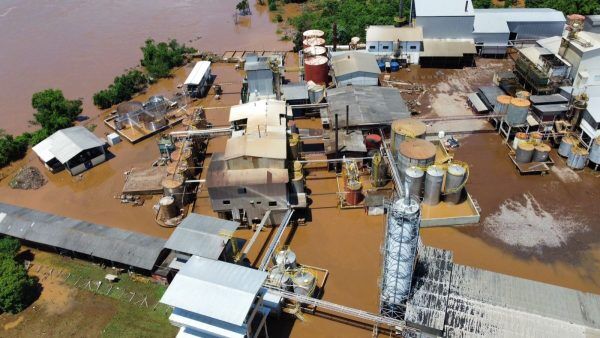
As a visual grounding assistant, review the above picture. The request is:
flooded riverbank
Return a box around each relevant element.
[0,0,291,134]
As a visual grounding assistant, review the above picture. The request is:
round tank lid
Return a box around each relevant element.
[292,271,315,285]
[530,132,543,139]
[515,132,528,140]
[162,177,184,188]
[392,197,420,214]
[347,180,362,190]
[366,134,383,143]
[303,46,326,55]
[427,165,446,177]
[303,29,325,38]
[351,37,361,44]
[275,250,296,265]
[159,196,175,205]
[399,139,436,160]
[572,147,588,155]
[392,119,427,136]
[294,161,303,170]
[496,95,512,105]
[510,97,530,107]
[518,142,535,151]
[535,143,551,152]
[304,55,328,65]
[447,163,466,176]
[563,136,578,145]
[405,166,424,178]
[303,37,326,46]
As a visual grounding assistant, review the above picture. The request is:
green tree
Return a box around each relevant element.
[473,0,493,8]
[0,257,37,313]
[525,0,600,15]
[93,70,148,109]
[0,237,20,258]
[141,39,196,79]
[31,89,83,137]
[0,132,29,167]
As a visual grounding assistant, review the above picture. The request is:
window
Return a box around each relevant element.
[382,45,389,50]
[237,187,247,194]
[256,201,262,205]
[410,45,416,50]
[223,200,231,205]
[369,45,376,50]
[268,201,277,207]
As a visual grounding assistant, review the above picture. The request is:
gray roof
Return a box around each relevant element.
[529,94,568,105]
[32,126,105,163]
[366,25,424,42]
[326,86,410,128]
[467,92,488,112]
[421,39,476,57]
[330,52,381,78]
[160,255,267,326]
[474,8,565,34]
[282,83,309,101]
[414,0,474,17]
[477,86,506,108]
[0,202,165,270]
[164,213,239,260]
[324,130,368,154]
[587,15,600,26]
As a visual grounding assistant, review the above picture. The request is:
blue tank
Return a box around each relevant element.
[390,61,400,72]
[378,60,386,71]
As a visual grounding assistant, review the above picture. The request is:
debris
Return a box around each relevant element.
[9,167,47,190]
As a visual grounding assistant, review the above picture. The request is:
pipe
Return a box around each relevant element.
[258,209,294,271]
[346,105,349,135]
[296,156,374,164]
[335,114,340,173]
[241,210,271,256]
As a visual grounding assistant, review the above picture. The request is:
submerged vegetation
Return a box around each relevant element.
[92,70,148,109]
[0,237,38,314]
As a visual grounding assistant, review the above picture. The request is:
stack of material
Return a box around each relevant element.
[9,167,47,190]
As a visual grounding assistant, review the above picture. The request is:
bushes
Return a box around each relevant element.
[525,0,599,15]
[93,70,148,109]
[0,237,37,314]
[141,39,196,79]
[31,89,83,136]
[0,133,29,168]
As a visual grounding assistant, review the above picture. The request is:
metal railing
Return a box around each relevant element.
[258,209,294,271]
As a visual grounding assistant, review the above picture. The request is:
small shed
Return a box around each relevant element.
[32,126,107,175]
[324,130,368,165]
[282,83,309,117]
[330,52,381,87]
[184,61,212,98]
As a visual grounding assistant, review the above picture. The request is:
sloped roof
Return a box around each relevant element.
[206,153,289,188]
[331,52,381,78]
[0,202,165,270]
[366,26,423,42]
[537,36,563,54]
[421,39,476,57]
[160,255,268,326]
[229,99,290,129]
[164,213,239,260]
[223,131,287,161]
[184,61,211,85]
[32,126,105,163]
[414,0,474,17]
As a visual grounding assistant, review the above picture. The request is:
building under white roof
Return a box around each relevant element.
[229,99,290,131]
[184,61,212,98]
[413,0,474,17]
[330,52,381,87]
[161,256,270,337]
[412,0,475,39]
[32,126,107,175]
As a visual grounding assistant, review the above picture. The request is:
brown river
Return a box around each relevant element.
[0,0,291,134]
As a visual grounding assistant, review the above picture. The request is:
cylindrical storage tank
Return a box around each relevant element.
[302,45,327,57]
[303,29,325,39]
[516,142,534,163]
[512,132,529,150]
[516,90,531,100]
[304,56,329,85]
[291,161,305,194]
[289,133,301,160]
[397,139,436,178]
[345,180,363,205]
[275,250,297,269]
[590,137,600,166]
[268,268,293,291]
[162,177,186,207]
[444,164,466,205]
[167,161,191,179]
[506,98,530,126]
[567,147,589,170]
[303,37,326,49]
[391,119,427,152]
[558,135,577,157]
[529,131,543,144]
[494,95,512,114]
[423,165,445,206]
[532,143,551,162]
[158,196,179,221]
[365,134,382,150]
[405,166,425,200]
[292,270,317,297]
[371,152,388,188]
[171,148,193,167]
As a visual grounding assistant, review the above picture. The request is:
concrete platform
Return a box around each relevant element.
[122,166,168,195]
[420,193,480,227]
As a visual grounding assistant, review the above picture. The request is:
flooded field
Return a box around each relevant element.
[0,0,291,134]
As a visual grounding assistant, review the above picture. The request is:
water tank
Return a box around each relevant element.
[558,135,577,157]
[345,180,363,205]
[494,95,512,114]
[444,164,466,204]
[390,61,400,72]
[506,98,530,126]
[291,161,305,194]
[512,132,528,150]
[268,268,293,291]
[308,83,325,103]
[516,142,534,163]
[391,119,427,152]
[303,29,325,39]
[529,131,543,144]
[365,134,382,150]
[275,249,297,269]
[532,143,551,162]
[405,166,424,200]
[304,56,329,85]
[289,133,301,160]
[303,37,326,49]
[516,90,531,100]
[162,177,186,207]
[158,196,179,221]
[380,197,420,317]
[302,45,327,57]
[567,147,589,169]
[397,139,436,179]
[292,270,317,297]
[423,165,445,205]
[590,137,600,166]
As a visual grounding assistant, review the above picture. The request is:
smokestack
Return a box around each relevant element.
[332,22,338,52]
[346,105,349,135]
[465,0,468,12]
[335,114,340,173]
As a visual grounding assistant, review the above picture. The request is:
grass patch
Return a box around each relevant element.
[102,300,176,338]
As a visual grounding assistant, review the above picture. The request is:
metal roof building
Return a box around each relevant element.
[326,86,410,129]
[585,15,600,33]
[0,202,165,271]
[160,256,270,337]
[229,99,290,130]
[184,61,211,86]
[330,52,381,87]
[412,0,475,39]
[244,54,275,102]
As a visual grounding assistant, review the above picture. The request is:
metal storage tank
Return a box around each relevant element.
[444,164,466,204]
[494,95,512,114]
[303,37,326,49]
[516,142,534,163]
[167,161,191,179]
[391,119,427,152]
[405,166,425,200]
[423,165,445,206]
[397,139,436,178]
[291,161,305,194]
[371,152,388,188]
[162,177,186,207]
[529,131,543,144]
[558,135,577,157]
[158,196,179,220]
[289,133,301,160]
[171,148,193,167]
[302,45,327,57]
[512,132,529,149]
[506,97,530,126]
[516,90,531,100]
[345,180,363,205]
[303,29,325,39]
[567,147,589,170]
[268,268,293,290]
[590,137,600,167]
[275,249,297,269]
[304,56,329,85]
[292,270,317,296]
[532,143,551,162]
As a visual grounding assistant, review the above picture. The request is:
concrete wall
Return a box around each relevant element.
[473,32,510,55]
[208,183,288,222]
[366,41,394,54]
[336,72,379,86]
[416,16,475,39]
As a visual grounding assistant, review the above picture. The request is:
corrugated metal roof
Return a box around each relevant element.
[529,94,568,105]
[519,46,553,63]
[474,13,510,33]
[467,93,488,112]
[160,255,267,326]
[229,99,290,130]
[282,84,309,101]
[32,126,105,164]
[366,25,424,42]
[537,36,563,54]
[184,61,211,86]
[324,130,368,154]
[474,8,565,33]
[164,213,239,260]
[206,153,289,188]
[414,0,474,17]
[0,202,165,270]
[223,131,287,160]
[330,52,381,78]
[421,39,476,57]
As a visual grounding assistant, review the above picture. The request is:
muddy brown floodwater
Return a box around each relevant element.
[0,0,291,134]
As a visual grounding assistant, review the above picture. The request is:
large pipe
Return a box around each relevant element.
[258,209,294,271]
[335,114,340,173]
[346,105,349,135]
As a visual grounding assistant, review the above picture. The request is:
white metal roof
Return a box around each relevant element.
[421,39,476,57]
[473,13,510,33]
[414,0,474,17]
[330,52,381,78]
[519,46,553,64]
[474,8,565,34]
[184,61,211,86]
[366,25,423,42]
[32,126,105,163]
[223,131,287,160]
[160,256,267,326]
[229,99,290,130]
[537,36,562,54]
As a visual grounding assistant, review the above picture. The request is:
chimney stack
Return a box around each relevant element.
[465,0,468,12]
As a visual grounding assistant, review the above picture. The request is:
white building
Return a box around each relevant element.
[412,0,475,39]
[184,61,212,98]
[330,52,381,86]
[365,26,423,62]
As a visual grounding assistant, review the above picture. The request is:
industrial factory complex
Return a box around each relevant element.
[2,1,600,337]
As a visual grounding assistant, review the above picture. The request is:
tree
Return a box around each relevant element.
[473,0,492,8]
[141,39,196,79]
[0,258,37,313]
[525,0,600,15]
[237,0,251,15]
[93,70,148,109]
[31,89,83,137]
[0,132,29,167]
[0,237,20,258]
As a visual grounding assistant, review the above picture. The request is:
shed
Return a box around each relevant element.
[412,0,475,39]
[244,54,274,101]
[32,126,107,175]
[223,132,287,169]
[477,86,506,110]
[467,93,489,113]
[365,26,423,57]
[419,39,476,68]
[184,61,212,98]
[330,52,381,87]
